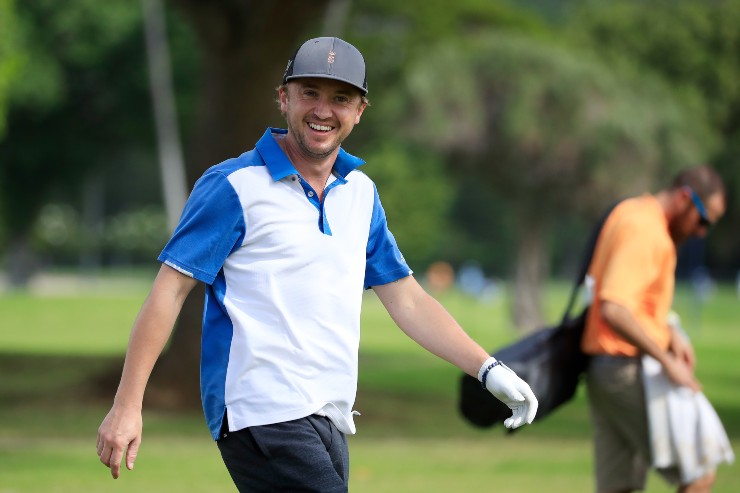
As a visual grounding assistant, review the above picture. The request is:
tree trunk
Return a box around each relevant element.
[142,0,188,233]
[511,217,548,332]
[146,0,331,409]
[4,235,37,289]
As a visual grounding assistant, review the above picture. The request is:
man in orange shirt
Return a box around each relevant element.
[581,165,726,493]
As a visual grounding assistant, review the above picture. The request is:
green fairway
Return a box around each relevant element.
[0,275,737,492]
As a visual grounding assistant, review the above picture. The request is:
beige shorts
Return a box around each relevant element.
[586,355,680,492]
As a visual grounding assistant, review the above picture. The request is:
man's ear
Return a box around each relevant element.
[278,85,289,113]
[355,102,367,124]
[678,186,694,209]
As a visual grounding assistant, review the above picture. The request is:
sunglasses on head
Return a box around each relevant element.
[687,187,712,228]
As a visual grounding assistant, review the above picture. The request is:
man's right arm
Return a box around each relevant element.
[601,300,700,391]
[96,264,198,479]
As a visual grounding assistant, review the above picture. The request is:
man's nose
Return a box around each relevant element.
[313,97,332,119]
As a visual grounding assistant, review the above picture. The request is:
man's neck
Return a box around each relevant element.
[276,136,337,199]
[655,190,679,222]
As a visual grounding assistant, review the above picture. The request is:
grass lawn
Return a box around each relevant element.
[0,273,737,492]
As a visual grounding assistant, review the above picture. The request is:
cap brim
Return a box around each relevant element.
[284,74,367,95]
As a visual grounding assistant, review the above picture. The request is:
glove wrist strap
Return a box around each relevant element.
[478,357,503,389]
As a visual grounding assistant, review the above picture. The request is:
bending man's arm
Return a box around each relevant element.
[600,299,700,391]
[373,275,537,428]
[96,264,198,479]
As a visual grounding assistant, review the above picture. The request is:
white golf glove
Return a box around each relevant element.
[478,357,538,429]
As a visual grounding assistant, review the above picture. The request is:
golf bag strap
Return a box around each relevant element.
[560,199,623,324]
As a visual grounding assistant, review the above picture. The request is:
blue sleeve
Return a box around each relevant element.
[364,185,412,289]
[158,171,246,284]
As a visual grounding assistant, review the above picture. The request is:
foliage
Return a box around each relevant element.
[362,144,454,267]
[342,0,553,270]
[0,0,22,137]
[400,30,716,324]
[2,0,737,278]
[565,0,740,273]
[31,203,84,261]
[0,1,199,252]
[103,206,169,261]
[0,0,153,240]
[405,32,716,216]
[348,0,551,146]
[32,203,170,266]
[567,0,740,134]
[0,0,22,246]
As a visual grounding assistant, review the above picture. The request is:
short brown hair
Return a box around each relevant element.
[671,165,726,203]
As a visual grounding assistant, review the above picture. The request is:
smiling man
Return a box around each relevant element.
[96,37,538,492]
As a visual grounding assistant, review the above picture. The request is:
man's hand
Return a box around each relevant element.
[669,331,696,370]
[668,312,696,370]
[480,358,538,429]
[94,264,197,479]
[96,405,143,479]
[662,353,701,392]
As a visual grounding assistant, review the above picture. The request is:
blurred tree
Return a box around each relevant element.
[0,0,155,285]
[168,0,327,173]
[0,0,22,138]
[338,0,551,272]
[403,33,715,329]
[142,0,188,233]
[145,0,332,408]
[0,0,23,252]
[567,0,740,276]
[360,143,455,267]
[347,0,550,149]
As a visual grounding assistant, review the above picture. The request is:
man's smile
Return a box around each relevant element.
[307,122,334,132]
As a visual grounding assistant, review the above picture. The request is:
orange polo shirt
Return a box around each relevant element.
[581,194,676,356]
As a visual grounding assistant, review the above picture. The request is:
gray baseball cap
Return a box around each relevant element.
[282,37,368,95]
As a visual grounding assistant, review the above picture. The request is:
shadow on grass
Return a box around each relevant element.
[356,349,740,441]
[3,351,738,443]
[0,352,123,406]
[0,352,210,441]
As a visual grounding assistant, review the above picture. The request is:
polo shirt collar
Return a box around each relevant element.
[256,128,365,181]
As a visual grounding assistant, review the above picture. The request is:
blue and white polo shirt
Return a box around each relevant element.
[158,128,411,440]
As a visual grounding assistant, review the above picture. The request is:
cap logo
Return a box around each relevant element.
[328,50,335,64]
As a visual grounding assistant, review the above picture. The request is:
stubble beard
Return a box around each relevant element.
[668,216,691,246]
[292,123,343,160]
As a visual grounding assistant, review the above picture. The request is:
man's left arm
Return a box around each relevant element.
[373,275,538,428]
[668,312,696,370]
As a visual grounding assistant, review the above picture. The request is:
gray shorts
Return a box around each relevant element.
[586,355,680,492]
[217,414,350,492]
